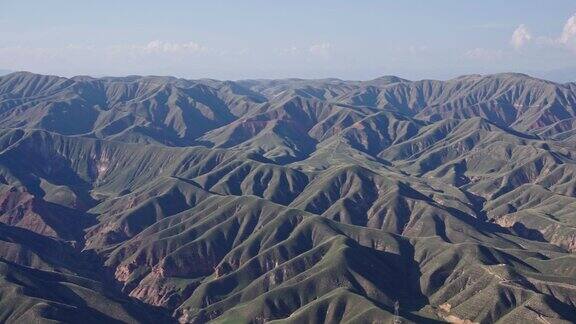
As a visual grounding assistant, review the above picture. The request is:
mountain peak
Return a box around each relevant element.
[370,75,410,83]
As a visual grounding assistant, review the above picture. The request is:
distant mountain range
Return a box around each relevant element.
[0,71,575,323]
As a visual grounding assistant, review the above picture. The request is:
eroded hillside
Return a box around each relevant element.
[0,72,575,323]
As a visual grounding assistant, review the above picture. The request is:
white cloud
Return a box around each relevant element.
[559,14,576,47]
[407,45,428,55]
[285,46,299,55]
[276,45,300,56]
[142,40,207,54]
[35,40,211,59]
[511,24,532,49]
[465,48,504,61]
[508,15,576,54]
[309,42,332,58]
[0,40,212,76]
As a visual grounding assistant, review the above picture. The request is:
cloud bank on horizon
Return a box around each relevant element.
[0,1,574,81]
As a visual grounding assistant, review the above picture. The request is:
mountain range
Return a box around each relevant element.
[0,71,575,323]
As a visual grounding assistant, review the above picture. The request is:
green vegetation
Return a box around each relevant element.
[0,72,575,323]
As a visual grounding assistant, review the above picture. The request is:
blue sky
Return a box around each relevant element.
[0,0,575,80]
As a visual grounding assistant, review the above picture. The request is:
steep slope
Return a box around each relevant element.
[0,72,575,323]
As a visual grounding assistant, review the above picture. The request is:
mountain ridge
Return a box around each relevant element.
[0,71,575,323]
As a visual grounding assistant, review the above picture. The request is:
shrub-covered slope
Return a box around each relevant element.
[0,72,575,323]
